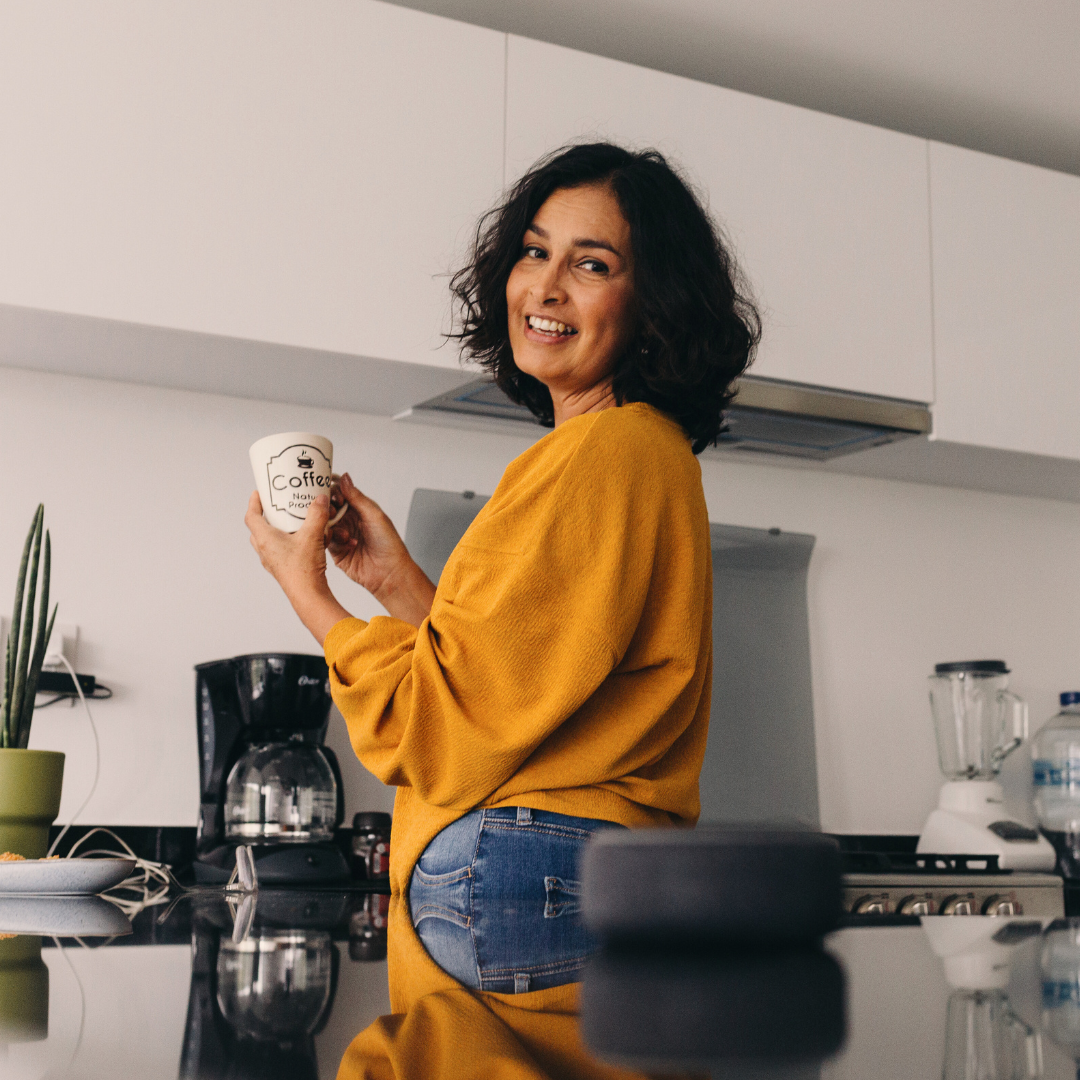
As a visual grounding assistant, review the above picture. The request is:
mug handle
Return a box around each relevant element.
[992,689,1028,763]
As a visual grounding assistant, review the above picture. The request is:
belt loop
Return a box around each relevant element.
[516,806,532,824]
[514,973,531,994]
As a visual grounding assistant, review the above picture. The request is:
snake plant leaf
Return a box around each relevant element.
[8,507,43,742]
[19,604,56,750]
[0,632,9,747]
[18,531,53,749]
[1,505,39,743]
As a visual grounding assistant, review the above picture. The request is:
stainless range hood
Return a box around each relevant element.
[716,376,931,459]
[404,374,931,461]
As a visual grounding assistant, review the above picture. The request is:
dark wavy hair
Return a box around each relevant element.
[449,142,761,454]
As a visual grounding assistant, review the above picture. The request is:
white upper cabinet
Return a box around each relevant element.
[506,36,935,403]
[0,0,504,369]
[929,142,1080,459]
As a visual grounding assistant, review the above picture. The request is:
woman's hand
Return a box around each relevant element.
[325,473,437,628]
[245,491,352,645]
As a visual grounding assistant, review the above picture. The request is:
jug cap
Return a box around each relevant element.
[353,812,392,831]
[933,660,1009,675]
[1061,692,1080,706]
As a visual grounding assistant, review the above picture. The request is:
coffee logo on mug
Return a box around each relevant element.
[266,444,332,520]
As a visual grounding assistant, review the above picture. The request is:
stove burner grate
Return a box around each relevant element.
[833,836,1008,875]
[841,850,1003,874]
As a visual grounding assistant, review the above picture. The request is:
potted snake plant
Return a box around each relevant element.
[0,505,64,858]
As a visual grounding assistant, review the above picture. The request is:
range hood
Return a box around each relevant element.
[404,374,931,461]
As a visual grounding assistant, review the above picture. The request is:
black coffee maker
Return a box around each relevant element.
[194,653,350,884]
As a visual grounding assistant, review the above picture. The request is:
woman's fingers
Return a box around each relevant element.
[245,490,275,549]
[299,493,330,538]
[338,472,380,515]
[245,489,264,524]
[327,525,357,550]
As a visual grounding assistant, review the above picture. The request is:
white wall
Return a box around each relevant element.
[3,365,1079,835]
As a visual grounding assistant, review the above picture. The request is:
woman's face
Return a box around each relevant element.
[506,183,636,407]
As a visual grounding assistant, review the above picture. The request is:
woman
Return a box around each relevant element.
[246,142,759,999]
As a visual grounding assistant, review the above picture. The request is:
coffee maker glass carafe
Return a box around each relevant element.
[225,740,337,844]
[929,661,1028,780]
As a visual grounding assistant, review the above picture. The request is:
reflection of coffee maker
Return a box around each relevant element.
[179,892,347,1080]
[194,654,350,884]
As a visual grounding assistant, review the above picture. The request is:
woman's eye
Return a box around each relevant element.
[522,245,546,259]
[579,258,608,273]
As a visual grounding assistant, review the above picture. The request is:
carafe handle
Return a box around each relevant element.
[992,689,1028,763]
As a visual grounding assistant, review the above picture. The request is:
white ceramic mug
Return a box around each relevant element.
[249,432,336,532]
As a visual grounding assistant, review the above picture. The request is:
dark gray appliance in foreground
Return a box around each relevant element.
[407,374,931,460]
[405,491,821,830]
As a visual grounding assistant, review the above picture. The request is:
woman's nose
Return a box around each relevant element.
[532,261,568,305]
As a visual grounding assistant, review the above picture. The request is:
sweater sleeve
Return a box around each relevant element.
[325,411,675,809]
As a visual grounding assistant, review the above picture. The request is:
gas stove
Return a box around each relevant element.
[836,836,1064,920]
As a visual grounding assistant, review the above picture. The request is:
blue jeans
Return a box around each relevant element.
[408,807,625,993]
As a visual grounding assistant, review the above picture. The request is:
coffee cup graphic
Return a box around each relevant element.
[249,432,334,532]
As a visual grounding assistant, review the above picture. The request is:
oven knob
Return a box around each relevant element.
[940,894,977,916]
[897,894,935,916]
[852,894,889,915]
[982,895,1022,916]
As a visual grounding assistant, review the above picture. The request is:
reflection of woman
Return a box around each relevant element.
[340,984,641,1080]
[247,143,759,999]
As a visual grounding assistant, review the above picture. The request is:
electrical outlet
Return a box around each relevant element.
[43,623,79,669]
[1,618,78,669]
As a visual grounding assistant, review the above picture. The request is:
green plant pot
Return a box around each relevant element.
[0,934,48,1041]
[0,749,65,858]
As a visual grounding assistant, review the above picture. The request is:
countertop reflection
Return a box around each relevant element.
[7,892,1080,1079]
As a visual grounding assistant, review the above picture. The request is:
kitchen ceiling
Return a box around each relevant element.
[386,0,1080,177]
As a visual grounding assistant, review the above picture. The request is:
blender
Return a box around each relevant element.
[918,661,1056,872]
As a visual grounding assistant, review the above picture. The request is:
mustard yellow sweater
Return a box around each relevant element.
[325,401,712,1008]
[338,982,658,1080]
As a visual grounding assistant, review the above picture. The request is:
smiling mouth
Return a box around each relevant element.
[527,315,578,337]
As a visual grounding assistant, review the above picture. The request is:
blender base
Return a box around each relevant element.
[917,781,1057,872]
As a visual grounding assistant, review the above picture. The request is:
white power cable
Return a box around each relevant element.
[36,661,174,914]
[46,654,101,858]
[49,935,87,1076]
[35,657,257,926]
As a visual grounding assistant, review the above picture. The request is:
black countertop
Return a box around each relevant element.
[5,889,1080,1079]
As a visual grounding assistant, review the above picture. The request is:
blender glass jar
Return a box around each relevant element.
[929,661,1028,780]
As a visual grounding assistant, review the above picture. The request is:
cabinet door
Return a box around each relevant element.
[0,0,504,369]
[930,142,1080,459]
[506,36,934,402]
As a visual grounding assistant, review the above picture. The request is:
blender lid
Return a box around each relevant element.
[934,660,1009,675]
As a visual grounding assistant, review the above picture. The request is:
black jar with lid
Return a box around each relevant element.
[352,811,391,880]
